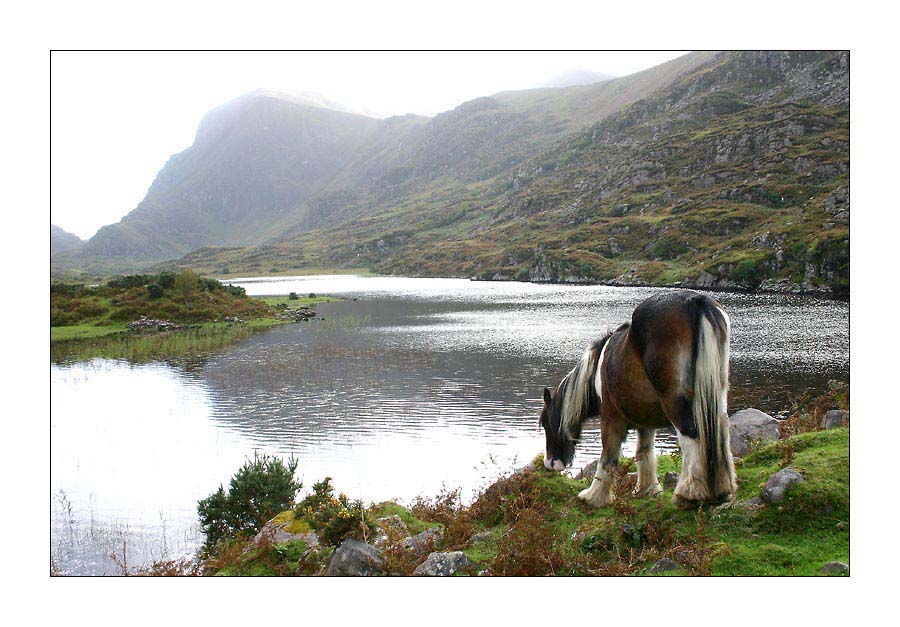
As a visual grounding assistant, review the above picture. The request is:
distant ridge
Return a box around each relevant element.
[541,68,615,88]
[51,224,83,257]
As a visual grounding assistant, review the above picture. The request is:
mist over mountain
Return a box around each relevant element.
[53,51,849,294]
[540,68,615,88]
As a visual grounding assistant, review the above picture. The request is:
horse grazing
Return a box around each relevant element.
[539,290,737,508]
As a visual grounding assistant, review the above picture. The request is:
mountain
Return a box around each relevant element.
[541,69,615,88]
[56,90,381,272]
[50,224,83,257]
[55,52,849,295]
[159,51,849,294]
[53,52,718,278]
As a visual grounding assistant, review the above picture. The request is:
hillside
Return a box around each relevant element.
[160,52,849,294]
[53,91,382,273]
[53,52,724,278]
[54,52,849,294]
[51,224,83,257]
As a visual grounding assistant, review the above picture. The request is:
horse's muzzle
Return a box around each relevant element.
[544,456,566,471]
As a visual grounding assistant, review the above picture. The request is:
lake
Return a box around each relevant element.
[50,276,849,574]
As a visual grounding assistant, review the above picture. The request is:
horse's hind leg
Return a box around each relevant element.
[635,428,662,497]
[578,410,627,508]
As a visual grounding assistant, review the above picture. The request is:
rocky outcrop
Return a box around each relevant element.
[648,558,681,574]
[324,539,385,576]
[821,410,849,430]
[761,468,804,504]
[729,408,781,457]
[822,561,849,575]
[412,551,474,576]
[127,316,181,332]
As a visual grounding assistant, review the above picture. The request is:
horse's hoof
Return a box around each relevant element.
[577,487,612,509]
[637,483,663,498]
[672,494,699,510]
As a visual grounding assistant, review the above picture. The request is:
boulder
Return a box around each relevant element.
[761,468,804,504]
[822,561,849,575]
[820,410,849,430]
[729,408,780,456]
[324,539,385,576]
[413,551,474,576]
[663,472,680,491]
[468,530,493,545]
[373,515,410,547]
[648,558,681,574]
[401,527,443,556]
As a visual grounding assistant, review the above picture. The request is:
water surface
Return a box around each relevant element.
[51,276,849,574]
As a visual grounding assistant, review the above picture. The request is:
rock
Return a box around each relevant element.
[412,551,473,576]
[761,468,804,504]
[648,558,681,574]
[820,410,849,430]
[373,515,409,547]
[401,527,443,555]
[575,459,600,480]
[468,530,493,545]
[729,408,780,456]
[663,472,680,491]
[253,515,319,549]
[325,539,385,576]
[822,561,849,575]
[127,316,180,333]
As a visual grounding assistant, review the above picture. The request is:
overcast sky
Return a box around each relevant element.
[51,51,686,239]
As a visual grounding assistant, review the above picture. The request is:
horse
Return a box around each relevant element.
[538,290,737,509]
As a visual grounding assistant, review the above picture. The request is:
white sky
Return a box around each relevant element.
[50,51,686,239]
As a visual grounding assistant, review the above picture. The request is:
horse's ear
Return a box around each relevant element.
[542,387,552,405]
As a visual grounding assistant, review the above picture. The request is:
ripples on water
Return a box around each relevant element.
[51,276,849,574]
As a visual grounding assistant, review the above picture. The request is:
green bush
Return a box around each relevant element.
[147,283,164,299]
[197,454,301,554]
[295,478,376,547]
[289,292,299,300]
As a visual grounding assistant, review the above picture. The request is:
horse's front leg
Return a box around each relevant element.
[577,410,627,508]
[635,428,663,497]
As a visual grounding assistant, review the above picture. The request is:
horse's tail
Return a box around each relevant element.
[688,296,736,500]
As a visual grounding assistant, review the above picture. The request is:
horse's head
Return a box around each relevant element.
[539,386,576,471]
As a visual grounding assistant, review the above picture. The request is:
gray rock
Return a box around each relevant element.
[324,539,385,576]
[648,558,681,574]
[729,408,780,457]
[714,496,764,517]
[575,459,600,481]
[761,468,804,504]
[373,515,410,547]
[822,561,849,575]
[663,472,680,491]
[820,410,849,430]
[401,527,443,555]
[412,551,474,576]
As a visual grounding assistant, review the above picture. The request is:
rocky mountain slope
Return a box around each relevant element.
[51,224,83,257]
[161,51,849,294]
[54,52,849,294]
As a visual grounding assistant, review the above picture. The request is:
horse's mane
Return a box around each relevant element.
[560,331,614,440]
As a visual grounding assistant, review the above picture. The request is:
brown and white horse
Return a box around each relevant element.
[539,290,737,508]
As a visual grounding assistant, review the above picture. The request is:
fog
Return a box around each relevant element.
[50,51,685,240]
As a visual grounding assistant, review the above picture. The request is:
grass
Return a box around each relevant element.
[50,319,287,365]
[50,322,128,341]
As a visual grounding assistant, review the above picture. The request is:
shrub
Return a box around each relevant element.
[294,478,375,547]
[147,283,164,299]
[289,292,299,300]
[308,293,316,299]
[197,454,301,554]
[157,272,176,289]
